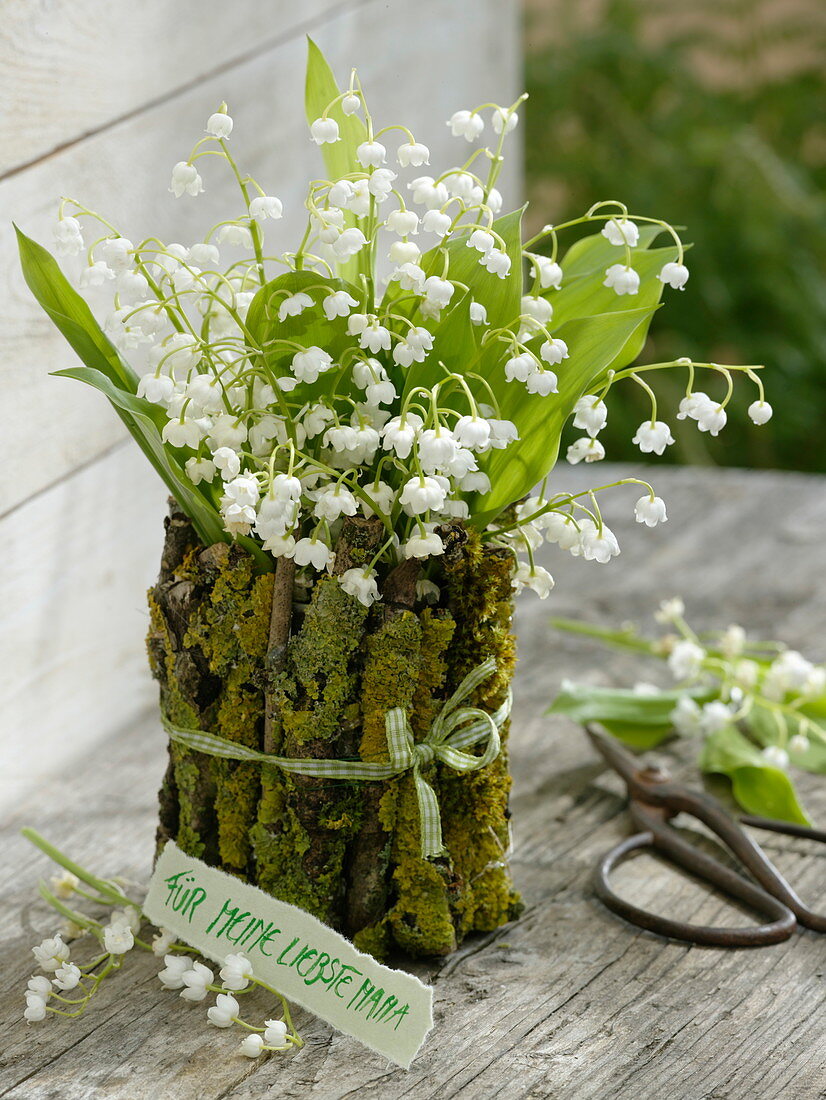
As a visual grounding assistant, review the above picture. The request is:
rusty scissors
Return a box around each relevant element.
[587,726,826,946]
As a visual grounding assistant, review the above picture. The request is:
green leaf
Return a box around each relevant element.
[245,269,362,404]
[472,305,656,526]
[549,681,714,749]
[304,39,368,283]
[15,226,138,392]
[699,726,811,824]
[54,366,272,572]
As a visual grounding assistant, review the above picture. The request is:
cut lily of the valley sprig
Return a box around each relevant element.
[551,601,826,825]
[19,829,302,1056]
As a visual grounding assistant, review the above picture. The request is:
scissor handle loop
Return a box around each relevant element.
[594,830,797,947]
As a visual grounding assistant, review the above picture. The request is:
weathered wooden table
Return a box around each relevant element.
[2,465,824,1099]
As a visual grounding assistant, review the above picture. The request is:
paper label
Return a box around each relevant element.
[143,842,433,1068]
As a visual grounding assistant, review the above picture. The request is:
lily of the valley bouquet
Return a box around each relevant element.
[17,40,773,1039]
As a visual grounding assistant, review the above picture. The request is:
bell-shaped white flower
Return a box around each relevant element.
[339,567,380,607]
[603,263,640,295]
[368,167,397,201]
[539,338,569,366]
[100,236,133,272]
[356,140,386,167]
[417,428,457,473]
[323,290,358,320]
[748,400,773,425]
[291,346,334,383]
[632,420,675,455]
[239,1033,265,1058]
[404,530,444,559]
[293,537,334,569]
[634,495,668,527]
[385,208,419,236]
[391,262,426,294]
[162,417,204,449]
[447,110,484,141]
[103,923,134,956]
[332,227,367,259]
[313,485,358,522]
[543,512,582,551]
[492,108,518,135]
[521,295,553,324]
[216,223,252,248]
[341,92,360,115]
[512,563,554,599]
[207,992,239,1028]
[249,195,283,220]
[278,292,312,322]
[24,995,48,1022]
[79,261,115,288]
[188,242,220,267]
[32,936,70,973]
[676,390,712,421]
[53,216,84,255]
[695,402,727,436]
[158,954,194,990]
[179,961,214,1002]
[575,519,620,563]
[408,176,449,209]
[310,117,339,144]
[207,111,233,139]
[526,370,558,396]
[453,415,491,451]
[668,639,705,681]
[53,962,82,991]
[762,745,789,770]
[602,218,639,247]
[381,414,422,458]
[482,249,511,278]
[421,209,452,237]
[468,229,495,254]
[567,437,606,464]
[535,257,563,289]
[422,276,454,309]
[469,301,488,326]
[212,447,241,480]
[169,161,204,198]
[398,141,430,167]
[659,261,689,289]
[264,1018,289,1046]
[137,372,175,405]
[573,395,608,437]
[504,352,538,384]
[400,476,446,514]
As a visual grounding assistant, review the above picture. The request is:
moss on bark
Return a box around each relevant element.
[149,515,521,958]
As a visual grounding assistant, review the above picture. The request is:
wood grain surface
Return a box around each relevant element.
[1,465,824,1099]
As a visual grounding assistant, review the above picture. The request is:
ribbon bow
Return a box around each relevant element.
[164,656,510,860]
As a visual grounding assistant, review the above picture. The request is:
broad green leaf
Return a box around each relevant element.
[549,681,714,748]
[472,305,656,525]
[54,366,272,572]
[15,226,138,392]
[699,725,811,824]
[245,269,362,405]
[304,39,368,283]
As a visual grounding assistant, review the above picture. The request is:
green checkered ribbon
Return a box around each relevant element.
[163,656,510,859]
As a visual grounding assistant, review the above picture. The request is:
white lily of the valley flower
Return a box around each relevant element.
[447,110,484,141]
[603,263,640,295]
[409,176,449,209]
[356,140,386,167]
[577,520,621,563]
[539,338,569,366]
[278,292,313,321]
[53,963,82,991]
[492,108,518,134]
[567,437,606,464]
[169,162,204,198]
[152,929,177,957]
[207,111,233,139]
[310,117,339,144]
[512,563,554,598]
[32,936,70,972]
[762,745,789,770]
[525,370,558,396]
[332,227,367,259]
[535,257,563,289]
[207,992,240,1028]
[239,1033,265,1058]
[482,249,511,278]
[264,1018,289,1046]
[572,395,608,437]
[397,141,430,167]
[671,695,704,736]
[748,400,773,425]
[404,530,444,559]
[103,923,134,955]
[634,495,668,526]
[668,639,706,681]
[521,295,553,325]
[632,420,675,455]
[385,208,419,236]
[695,402,727,436]
[100,236,133,271]
[341,92,360,115]
[323,290,358,320]
[54,216,84,255]
[789,734,811,755]
[339,567,380,607]
[49,871,79,899]
[216,223,252,248]
[602,218,639,247]
[676,391,712,421]
[249,195,283,220]
[400,476,446,513]
[659,262,689,289]
[157,954,194,989]
[180,960,214,1002]
[79,261,115,287]
[24,995,48,1022]
[469,301,488,326]
[219,953,254,992]
[291,346,334,383]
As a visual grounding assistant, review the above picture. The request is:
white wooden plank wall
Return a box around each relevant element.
[0,0,521,811]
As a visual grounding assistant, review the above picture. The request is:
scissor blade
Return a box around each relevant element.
[585,725,645,785]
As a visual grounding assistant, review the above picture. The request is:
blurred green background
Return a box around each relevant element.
[524,0,826,470]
